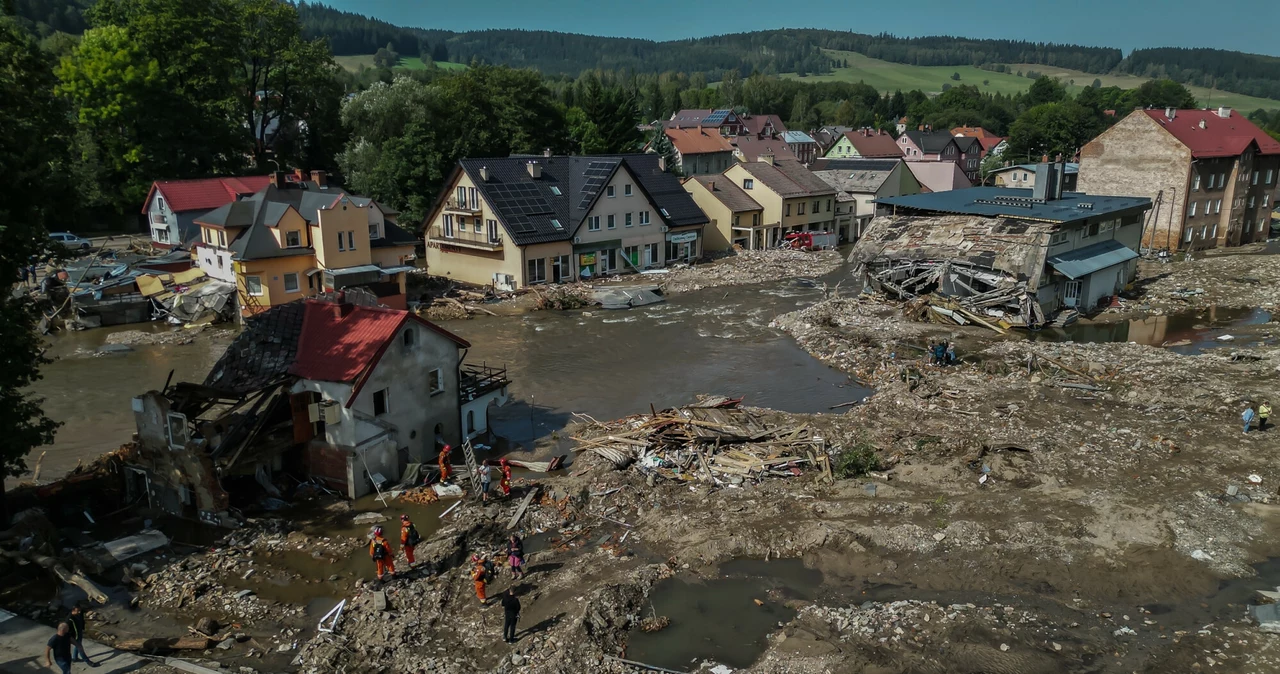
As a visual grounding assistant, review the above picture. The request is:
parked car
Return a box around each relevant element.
[49,232,93,250]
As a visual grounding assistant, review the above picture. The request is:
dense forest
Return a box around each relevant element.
[1121,48,1280,101]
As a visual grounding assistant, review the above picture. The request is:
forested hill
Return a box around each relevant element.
[1121,48,1280,101]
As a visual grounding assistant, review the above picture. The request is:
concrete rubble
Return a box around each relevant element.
[1141,254,1280,309]
[660,249,842,294]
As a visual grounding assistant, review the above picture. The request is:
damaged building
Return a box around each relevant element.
[856,162,1151,326]
[128,296,509,523]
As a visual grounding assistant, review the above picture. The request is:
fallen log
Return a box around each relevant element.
[116,636,212,653]
[2,550,107,604]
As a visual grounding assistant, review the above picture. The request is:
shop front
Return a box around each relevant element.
[665,228,702,265]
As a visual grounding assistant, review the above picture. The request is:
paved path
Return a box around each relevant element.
[0,609,149,674]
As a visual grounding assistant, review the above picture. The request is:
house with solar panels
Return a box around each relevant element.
[421,153,709,290]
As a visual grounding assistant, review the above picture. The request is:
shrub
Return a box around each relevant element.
[834,441,881,478]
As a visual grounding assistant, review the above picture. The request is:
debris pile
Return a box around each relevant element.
[571,402,832,485]
[1140,254,1280,309]
[660,248,841,294]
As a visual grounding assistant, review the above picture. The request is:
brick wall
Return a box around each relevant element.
[304,442,349,492]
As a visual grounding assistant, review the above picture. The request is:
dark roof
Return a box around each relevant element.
[204,301,307,394]
[732,135,799,163]
[841,130,903,158]
[904,130,959,154]
[456,154,706,247]
[736,160,837,198]
[953,136,981,153]
[875,187,1151,225]
[371,221,416,248]
[810,158,902,172]
[689,175,763,212]
[741,114,787,137]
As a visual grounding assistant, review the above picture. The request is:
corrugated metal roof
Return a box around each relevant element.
[877,187,1150,224]
[1047,239,1139,279]
[782,130,817,144]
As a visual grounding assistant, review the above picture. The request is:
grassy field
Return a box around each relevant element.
[785,50,1280,112]
[334,54,466,72]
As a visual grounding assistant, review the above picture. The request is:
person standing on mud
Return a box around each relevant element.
[501,588,521,643]
[470,555,489,604]
[67,604,97,667]
[478,460,492,503]
[507,534,526,580]
[1243,404,1257,434]
[498,458,512,498]
[438,444,453,482]
[1259,401,1272,432]
[369,526,395,581]
[400,515,421,567]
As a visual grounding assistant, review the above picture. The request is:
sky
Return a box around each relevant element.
[328,0,1280,57]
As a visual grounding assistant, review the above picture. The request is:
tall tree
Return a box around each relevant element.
[0,16,65,520]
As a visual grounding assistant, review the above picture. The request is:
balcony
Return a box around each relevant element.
[151,213,170,225]
[429,224,503,251]
[444,198,481,214]
[460,363,509,403]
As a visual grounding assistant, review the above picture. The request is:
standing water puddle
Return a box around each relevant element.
[1030,306,1273,354]
[626,558,824,671]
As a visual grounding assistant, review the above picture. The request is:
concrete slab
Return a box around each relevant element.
[0,612,150,673]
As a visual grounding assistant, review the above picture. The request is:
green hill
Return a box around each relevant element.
[334,55,465,72]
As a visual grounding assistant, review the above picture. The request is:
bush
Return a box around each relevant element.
[834,441,881,478]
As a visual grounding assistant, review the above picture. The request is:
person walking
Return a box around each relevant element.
[369,526,396,581]
[1259,401,1272,432]
[507,534,525,580]
[400,515,421,567]
[501,588,521,643]
[45,623,74,674]
[67,605,97,667]
[1242,404,1257,434]
[478,460,492,503]
[470,555,488,604]
[438,444,453,483]
[498,458,512,498]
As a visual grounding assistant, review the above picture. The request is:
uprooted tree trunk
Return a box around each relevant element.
[1,550,108,604]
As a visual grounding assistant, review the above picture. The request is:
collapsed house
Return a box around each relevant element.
[855,162,1152,326]
[127,296,510,524]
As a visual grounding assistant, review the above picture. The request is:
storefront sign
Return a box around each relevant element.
[666,231,699,244]
[578,252,596,265]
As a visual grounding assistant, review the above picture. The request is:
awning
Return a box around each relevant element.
[328,264,383,276]
[573,239,621,253]
[379,265,417,274]
[1047,239,1138,280]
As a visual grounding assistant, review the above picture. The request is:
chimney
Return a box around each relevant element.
[758,153,775,166]
[269,171,285,188]
[293,168,305,181]
[708,180,715,190]
[1032,162,1053,202]
[1165,108,1176,120]
[658,156,667,172]
[1199,119,1207,129]
[543,148,552,158]
[1217,106,1232,119]
[1053,157,1066,200]
[526,161,542,179]
[480,166,489,182]
[310,170,327,187]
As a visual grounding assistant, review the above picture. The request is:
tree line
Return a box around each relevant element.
[1121,48,1280,101]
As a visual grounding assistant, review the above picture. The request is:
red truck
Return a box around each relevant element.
[781,231,838,251]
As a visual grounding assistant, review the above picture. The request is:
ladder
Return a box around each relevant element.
[460,438,481,496]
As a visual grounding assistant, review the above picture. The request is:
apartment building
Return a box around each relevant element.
[719,156,837,248]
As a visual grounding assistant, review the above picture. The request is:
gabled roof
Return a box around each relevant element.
[810,158,903,172]
[953,136,981,154]
[688,175,763,213]
[905,162,972,193]
[950,126,997,139]
[813,126,854,149]
[876,186,1151,225]
[735,160,837,198]
[453,154,706,247]
[841,130,904,158]
[978,136,1007,152]
[665,127,735,155]
[204,301,308,394]
[903,130,959,155]
[667,109,738,129]
[142,176,272,214]
[732,135,799,163]
[813,164,899,196]
[741,114,788,137]
[1143,109,1280,158]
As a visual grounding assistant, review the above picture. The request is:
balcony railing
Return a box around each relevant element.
[444,198,481,213]
[430,224,503,250]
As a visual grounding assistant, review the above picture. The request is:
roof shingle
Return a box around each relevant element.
[688,175,763,212]
[1144,109,1280,158]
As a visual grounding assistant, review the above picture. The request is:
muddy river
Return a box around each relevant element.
[19,276,864,485]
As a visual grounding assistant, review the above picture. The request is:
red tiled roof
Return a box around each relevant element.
[977,136,1006,151]
[741,114,788,137]
[950,126,997,139]
[1144,109,1280,158]
[665,127,735,155]
[141,175,273,214]
[842,130,904,158]
[290,301,469,405]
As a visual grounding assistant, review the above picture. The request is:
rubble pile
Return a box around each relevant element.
[570,400,832,485]
[104,327,206,346]
[661,249,842,294]
[1140,254,1280,309]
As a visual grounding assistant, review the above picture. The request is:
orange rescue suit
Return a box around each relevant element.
[369,535,395,579]
[471,561,487,602]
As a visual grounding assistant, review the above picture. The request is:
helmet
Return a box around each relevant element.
[400,514,410,522]
[373,526,383,535]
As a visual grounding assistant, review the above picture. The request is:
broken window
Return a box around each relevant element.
[373,389,389,416]
[428,368,443,395]
[167,412,189,449]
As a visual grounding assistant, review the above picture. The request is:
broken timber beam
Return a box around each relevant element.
[507,487,540,530]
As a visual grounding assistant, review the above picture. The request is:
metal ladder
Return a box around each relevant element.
[460,438,481,496]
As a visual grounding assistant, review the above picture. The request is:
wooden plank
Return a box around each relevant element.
[507,487,540,530]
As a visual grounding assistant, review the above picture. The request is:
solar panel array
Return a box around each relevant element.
[702,110,729,127]
[487,183,554,233]
[578,161,617,209]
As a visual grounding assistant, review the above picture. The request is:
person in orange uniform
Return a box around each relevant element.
[400,514,421,566]
[470,555,488,604]
[438,444,453,482]
[369,526,395,581]
[498,458,512,498]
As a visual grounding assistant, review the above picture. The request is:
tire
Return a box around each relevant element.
[81,243,90,250]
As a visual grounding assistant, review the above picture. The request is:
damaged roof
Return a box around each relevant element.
[877,186,1150,224]
[850,214,1055,284]
[204,301,307,394]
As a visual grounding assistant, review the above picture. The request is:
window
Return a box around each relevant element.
[1265,195,1271,208]
[346,231,355,250]
[246,276,263,296]
[1248,196,1256,208]
[624,184,633,196]
[752,213,760,226]
[552,255,571,282]
[469,186,478,209]
[403,328,415,347]
[733,215,740,227]
[606,185,615,198]
[1049,232,1067,245]
[286,230,301,247]
[526,257,546,284]
[786,204,792,216]
[639,211,651,225]
[1192,174,1201,191]
[827,199,832,212]
[550,186,562,196]
[218,230,226,247]
[1185,227,1194,243]
[797,203,804,215]
[1212,224,1218,239]
[1087,222,1100,237]
[743,179,754,190]
[644,243,659,266]
[812,200,821,213]
[1201,225,1208,239]
[157,196,167,212]
[467,410,475,434]
[1022,172,1029,182]
[443,214,454,237]
[1267,169,1275,184]
[550,219,563,230]
[607,214,616,229]
[283,272,299,293]
[368,224,380,240]
[166,412,188,449]
[625,212,633,227]
[456,186,466,205]
[1219,173,1226,187]
[155,228,170,243]
[623,245,639,266]
[1215,199,1222,213]
[588,216,601,231]
[1259,219,1267,233]
[474,219,482,233]
[1253,171,1260,185]
[428,368,443,395]
[597,249,615,273]
[1188,201,1197,217]
[373,389,389,416]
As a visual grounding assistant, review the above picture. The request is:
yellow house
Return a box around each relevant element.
[683,175,767,251]
[194,171,417,316]
[719,158,838,248]
[422,154,708,290]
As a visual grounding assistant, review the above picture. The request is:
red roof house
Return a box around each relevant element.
[141,175,272,247]
[1142,108,1280,158]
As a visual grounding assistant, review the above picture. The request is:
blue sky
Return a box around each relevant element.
[328,0,1280,56]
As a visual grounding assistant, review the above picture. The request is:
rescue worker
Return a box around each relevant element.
[498,458,512,498]
[400,514,421,566]
[369,526,396,581]
[1260,401,1272,432]
[438,444,453,482]
[470,555,488,604]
